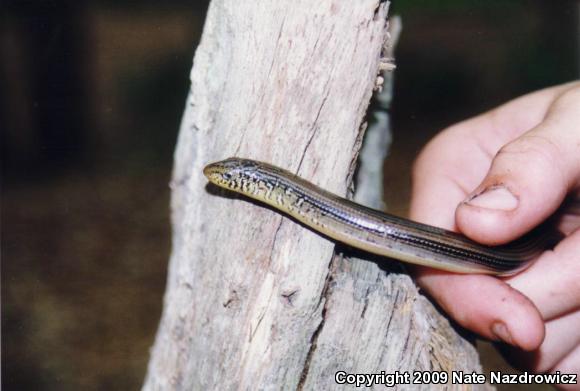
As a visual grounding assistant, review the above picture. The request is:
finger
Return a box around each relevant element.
[540,311,580,373]
[415,271,544,351]
[456,85,580,245]
[557,195,580,236]
[506,229,580,320]
[500,309,580,374]
[551,344,580,390]
[482,81,579,141]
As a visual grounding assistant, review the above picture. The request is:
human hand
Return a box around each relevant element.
[409,81,580,387]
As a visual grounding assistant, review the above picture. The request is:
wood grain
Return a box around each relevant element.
[143,1,490,389]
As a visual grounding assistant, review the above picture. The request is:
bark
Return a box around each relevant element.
[143,1,490,390]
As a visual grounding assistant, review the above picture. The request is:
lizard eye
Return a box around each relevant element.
[222,173,232,181]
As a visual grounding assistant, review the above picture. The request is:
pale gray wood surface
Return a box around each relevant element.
[143,2,490,390]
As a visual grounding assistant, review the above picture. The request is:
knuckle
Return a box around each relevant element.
[496,133,566,183]
[555,83,580,107]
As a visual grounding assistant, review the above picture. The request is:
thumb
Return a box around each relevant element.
[456,87,580,245]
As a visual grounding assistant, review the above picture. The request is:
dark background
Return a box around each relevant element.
[2,1,578,390]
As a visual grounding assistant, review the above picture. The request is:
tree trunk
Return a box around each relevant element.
[143,1,490,389]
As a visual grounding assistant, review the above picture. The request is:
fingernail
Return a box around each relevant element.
[492,322,514,345]
[464,185,518,211]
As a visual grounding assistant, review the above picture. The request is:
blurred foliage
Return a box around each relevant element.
[391,0,577,131]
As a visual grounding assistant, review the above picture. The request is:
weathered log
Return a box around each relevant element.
[143,2,489,389]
